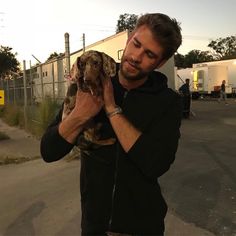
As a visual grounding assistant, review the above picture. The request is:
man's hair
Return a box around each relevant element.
[135,13,182,60]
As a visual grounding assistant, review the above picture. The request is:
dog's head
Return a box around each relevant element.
[69,50,116,96]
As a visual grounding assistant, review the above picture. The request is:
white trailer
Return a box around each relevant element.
[177,59,236,98]
[192,65,230,95]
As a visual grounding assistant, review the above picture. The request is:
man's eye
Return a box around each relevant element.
[133,40,140,48]
[147,52,155,59]
[146,51,157,59]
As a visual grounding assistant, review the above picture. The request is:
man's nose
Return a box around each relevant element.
[131,50,144,63]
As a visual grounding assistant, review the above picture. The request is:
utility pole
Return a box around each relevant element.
[64,32,71,77]
[82,33,85,53]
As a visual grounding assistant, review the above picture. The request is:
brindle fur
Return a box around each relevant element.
[62,50,117,148]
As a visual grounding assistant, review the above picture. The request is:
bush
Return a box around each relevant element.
[0,106,5,117]
[0,97,60,138]
[1,104,24,126]
[0,131,10,140]
[38,96,60,130]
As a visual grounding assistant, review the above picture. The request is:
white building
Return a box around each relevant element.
[29,30,176,102]
[177,59,236,95]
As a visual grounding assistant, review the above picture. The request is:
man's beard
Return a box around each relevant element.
[120,58,150,81]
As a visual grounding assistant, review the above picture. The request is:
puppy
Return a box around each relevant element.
[62,50,117,148]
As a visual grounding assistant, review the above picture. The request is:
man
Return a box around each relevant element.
[218,80,228,105]
[179,78,191,118]
[41,13,182,235]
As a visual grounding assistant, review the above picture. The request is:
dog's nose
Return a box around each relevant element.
[83,76,92,83]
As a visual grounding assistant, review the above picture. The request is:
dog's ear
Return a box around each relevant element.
[69,56,83,82]
[101,53,116,77]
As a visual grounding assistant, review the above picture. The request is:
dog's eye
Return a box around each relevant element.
[79,61,85,68]
[92,60,99,66]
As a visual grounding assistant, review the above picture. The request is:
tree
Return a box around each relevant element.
[46,52,64,61]
[116,13,138,33]
[208,36,236,60]
[175,50,215,68]
[174,53,185,69]
[0,46,20,78]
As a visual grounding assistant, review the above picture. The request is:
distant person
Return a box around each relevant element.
[179,78,191,118]
[218,80,228,105]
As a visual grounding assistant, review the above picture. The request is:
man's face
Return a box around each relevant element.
[120,25,166,81]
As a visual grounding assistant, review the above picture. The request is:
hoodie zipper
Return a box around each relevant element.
[108,90,129,228]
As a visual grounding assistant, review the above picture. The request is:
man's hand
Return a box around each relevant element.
[59,90,103,144]
[102,77,117,113]
[102,77,141,152]
[71,90,103,122]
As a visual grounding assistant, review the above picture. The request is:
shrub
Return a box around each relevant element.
[0,97,60,138]
[0,131,10,140]
[1,105,24,126]
[38,96,60,131]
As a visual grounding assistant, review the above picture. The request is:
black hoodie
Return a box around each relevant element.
[40,71,182,235]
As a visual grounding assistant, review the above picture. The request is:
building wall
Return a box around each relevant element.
[85,30,129,63]
[28,30,177,101]
[193,59,236,89]
[157,56,175,90]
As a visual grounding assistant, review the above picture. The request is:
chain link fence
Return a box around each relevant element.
[0,74,67,134]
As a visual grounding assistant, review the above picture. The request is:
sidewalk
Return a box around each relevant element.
[0,118,41,164]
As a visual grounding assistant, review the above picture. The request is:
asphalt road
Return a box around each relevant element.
[160,99,236,236]
[0,99,235,236]
[0,159,82,236]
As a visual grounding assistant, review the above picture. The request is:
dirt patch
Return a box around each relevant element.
[0,155,40,165]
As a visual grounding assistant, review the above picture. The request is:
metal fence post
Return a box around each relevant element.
[40,64,44,101]
[52,62,55,100]
[29,60,33,105]
[13,77,16,104]
[23,60,28,129]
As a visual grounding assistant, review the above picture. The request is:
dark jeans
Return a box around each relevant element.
[182,94,191,118]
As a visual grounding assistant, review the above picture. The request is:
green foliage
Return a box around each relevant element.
[208,36,236,59]
[175,35,236,68]
[24,97,59,137]
[1,104,24,126]
[0,46,20,77]
[0,106,5,117]
[38,96,59,131]
[175,50,215,68]
[0,98,60,138]
[46,52,64,62]
[0,131,10,141]
[116,13,138,33]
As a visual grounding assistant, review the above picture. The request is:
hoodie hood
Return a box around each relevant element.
[134,70,168,94]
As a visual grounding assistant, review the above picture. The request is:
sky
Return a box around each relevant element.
[0,0,235,68]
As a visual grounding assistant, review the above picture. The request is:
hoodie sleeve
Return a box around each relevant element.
[40,107,74,163]
[127,92,182,181]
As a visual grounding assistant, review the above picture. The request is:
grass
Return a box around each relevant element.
[0,131,10,141]
[0,97,60,138]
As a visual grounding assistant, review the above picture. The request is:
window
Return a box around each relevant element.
[118,49,124,61]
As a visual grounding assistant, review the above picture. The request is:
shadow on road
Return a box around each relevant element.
[4,201,45,236]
